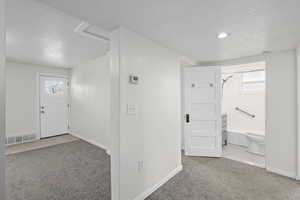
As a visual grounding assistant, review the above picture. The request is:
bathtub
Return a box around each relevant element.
[227,131,265,155]
[227,131,248,147]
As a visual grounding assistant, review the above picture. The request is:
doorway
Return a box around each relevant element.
[183,62,267,168]
[221,62,266,168]
[4,0,112,199]
[39,75,69,138]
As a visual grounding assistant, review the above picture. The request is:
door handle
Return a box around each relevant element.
[40,105,45,114]
[186,114,190,123]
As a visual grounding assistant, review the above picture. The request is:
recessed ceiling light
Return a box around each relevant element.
[217,32,230,39]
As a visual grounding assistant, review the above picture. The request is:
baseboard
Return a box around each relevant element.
[133,165,183,200]
[70,132,110,155]
[266,166,296,179]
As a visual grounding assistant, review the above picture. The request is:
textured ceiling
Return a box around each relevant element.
[36,0,300,62]
[6,0,109,68]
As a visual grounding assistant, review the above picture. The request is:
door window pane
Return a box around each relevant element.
[45,80,64,95]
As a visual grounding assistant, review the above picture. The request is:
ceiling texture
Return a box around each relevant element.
[36,0,300,62]
[7,0,300,66]
[6,0,109,68]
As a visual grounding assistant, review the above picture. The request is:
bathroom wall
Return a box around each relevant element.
[266,50,297,178]
[222,62,266,143]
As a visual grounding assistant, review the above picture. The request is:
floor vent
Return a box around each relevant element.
[5,134,37,146]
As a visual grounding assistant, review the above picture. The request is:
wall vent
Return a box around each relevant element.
[5,134,37,146]
[74,21,110,43]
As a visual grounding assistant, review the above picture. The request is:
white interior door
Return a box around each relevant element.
[184,66,222,157]
[40,76,69,138]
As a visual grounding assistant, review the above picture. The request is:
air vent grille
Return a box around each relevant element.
[74,21,110,43]
[5,134,37,146]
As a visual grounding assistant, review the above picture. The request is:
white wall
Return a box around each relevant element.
[70,54,110,152]
[112,27,183,200]
[0,0,6,198]
[265,50,297,178]
[222,63,265,135]
[5,61,70,138]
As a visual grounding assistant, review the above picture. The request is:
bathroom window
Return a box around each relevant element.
[241,70,265,93]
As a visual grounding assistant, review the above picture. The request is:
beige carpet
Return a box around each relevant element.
[6,140,110,200]
[147,155,300,200]
[6,140,300,200]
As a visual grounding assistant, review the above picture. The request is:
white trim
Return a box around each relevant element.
[180,64,185,150]
[133,165,183,200]
[36,73,41,140]
[70,132,110,155]
[266,166,297,179]
[264,54,271,174]
[110,28,121,200]
[39,72,69,79]
[296,46,300,181]
[36,73,70,139]
[0,0,6,199]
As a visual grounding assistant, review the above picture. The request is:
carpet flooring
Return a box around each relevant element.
[6,140,110,200]
[147,155,300,200]
[6,140,300,200]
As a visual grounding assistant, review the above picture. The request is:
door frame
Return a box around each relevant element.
[219,61,268,166]
[0,0,6,199]
[36,73,70,140]
[182,61,268,166]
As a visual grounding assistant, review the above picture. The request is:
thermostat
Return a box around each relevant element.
[129,74,139,84]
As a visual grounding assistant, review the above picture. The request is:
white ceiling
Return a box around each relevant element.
[36,0,300,62]
[6,0,109,68]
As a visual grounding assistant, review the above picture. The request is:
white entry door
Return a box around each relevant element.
[184,66,222,157]
[40,76,69,138]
